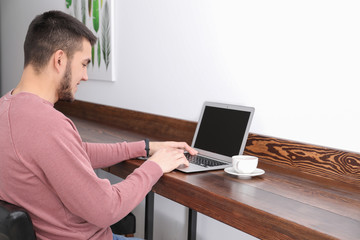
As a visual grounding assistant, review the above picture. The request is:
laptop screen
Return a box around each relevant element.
[193,105,252,157]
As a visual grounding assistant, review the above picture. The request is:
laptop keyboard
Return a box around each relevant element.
[184,153,228,167]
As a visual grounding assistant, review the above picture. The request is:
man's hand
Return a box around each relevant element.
[149,141,198,156]
[147,141,198,173]
[148,148,189,173]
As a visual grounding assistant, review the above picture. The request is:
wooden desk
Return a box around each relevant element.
[70,116,359,240]
[55,101,360,240]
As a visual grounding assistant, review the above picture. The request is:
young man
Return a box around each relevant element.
[0,11,196,240]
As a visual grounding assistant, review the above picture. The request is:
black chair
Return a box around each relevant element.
[0,200,36,240]
[0,200,136,239]
[111,212,136,237]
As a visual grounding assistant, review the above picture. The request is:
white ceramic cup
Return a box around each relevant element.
[232,155,258,174]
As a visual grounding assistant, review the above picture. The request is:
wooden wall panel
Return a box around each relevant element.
[244,134,360,185]
[55,100,360,185]
[55,100,196,143]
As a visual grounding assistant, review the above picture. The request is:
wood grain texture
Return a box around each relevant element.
[245,134,360,185]
[55,100,360,185]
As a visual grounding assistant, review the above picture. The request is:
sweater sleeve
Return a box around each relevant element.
[15,116,163,227]
[82,141,146,169]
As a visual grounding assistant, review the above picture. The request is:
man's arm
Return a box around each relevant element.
[83,141,146,169]
[84,140,198,171]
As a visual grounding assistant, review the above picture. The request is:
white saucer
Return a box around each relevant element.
[224,167,265,179]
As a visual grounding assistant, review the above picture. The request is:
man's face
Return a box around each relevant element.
[58,39,92,102]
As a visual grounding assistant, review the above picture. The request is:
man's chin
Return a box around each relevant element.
[59,98,75,103]
[58,93,75,102]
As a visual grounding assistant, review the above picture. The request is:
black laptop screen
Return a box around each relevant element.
[193,106,251,157]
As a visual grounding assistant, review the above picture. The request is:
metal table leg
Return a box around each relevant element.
[145,191,154,240]
[188,208,197,240]
[145,192,197,240]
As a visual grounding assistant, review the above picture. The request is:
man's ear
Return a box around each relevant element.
[53,50,66,72]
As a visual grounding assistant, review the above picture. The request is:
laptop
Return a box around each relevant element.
[177,102,255,173]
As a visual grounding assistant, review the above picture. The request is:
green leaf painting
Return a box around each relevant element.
[73,0,78,19]
[101,1,111,69]
[92,0,99,33]
[91,46,95,67]
[81,0,86,24]
[97,41,101,67]
[88,0,92,17]
[66,0,72,8]
[66,0,113,80]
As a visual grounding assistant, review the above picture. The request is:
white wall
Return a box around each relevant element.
[2,0,359,154]
[1,0,359,239]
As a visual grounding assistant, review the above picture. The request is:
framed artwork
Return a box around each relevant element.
[65,0,115,81]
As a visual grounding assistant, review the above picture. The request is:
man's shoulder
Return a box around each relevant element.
[9,93,73,130]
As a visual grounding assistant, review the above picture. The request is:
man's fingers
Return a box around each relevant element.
[182,143,198,155]
[177,152,189,166]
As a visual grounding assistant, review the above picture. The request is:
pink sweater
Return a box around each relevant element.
[0,91,163,240]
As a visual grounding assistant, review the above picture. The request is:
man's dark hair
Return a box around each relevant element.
[23,10,97,71]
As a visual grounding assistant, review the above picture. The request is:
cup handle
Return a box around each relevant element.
[233,161,239,172]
